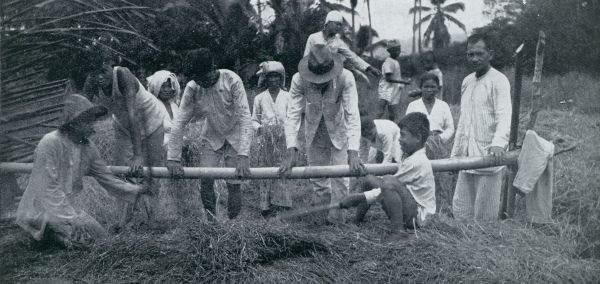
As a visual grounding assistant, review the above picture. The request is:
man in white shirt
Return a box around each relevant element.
[377,39,411,123]
[279,44,365,224]
[304,11,380,78]
[451,33,512,222]
[166,48,254,220]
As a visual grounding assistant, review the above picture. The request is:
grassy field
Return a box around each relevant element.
[1,71,600,283]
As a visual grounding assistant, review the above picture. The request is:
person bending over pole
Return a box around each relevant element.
[166,48,253,220]
[279,44,365,224]
[86,47,166,229]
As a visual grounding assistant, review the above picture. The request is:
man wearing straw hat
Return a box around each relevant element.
[304,11,381,79]
[280,44,365,224]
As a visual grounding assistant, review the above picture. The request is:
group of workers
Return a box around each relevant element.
[15,11,512,247]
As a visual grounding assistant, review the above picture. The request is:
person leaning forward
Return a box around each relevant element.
[304,11,381,78]
[279,44,365,224]
[166,48,253,220]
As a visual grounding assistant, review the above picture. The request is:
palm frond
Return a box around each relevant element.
[443,13,466,32]
[442,2,465,13]
[413,13,433,31]
[409,6,432,14]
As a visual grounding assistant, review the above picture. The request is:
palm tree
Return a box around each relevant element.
[412,0,417,54]
[409,0,466,50]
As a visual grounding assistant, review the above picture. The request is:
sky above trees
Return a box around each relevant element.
[251,0,492,42]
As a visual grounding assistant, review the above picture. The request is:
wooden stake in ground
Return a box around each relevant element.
[501,43,525,219]
[527,31,546,130]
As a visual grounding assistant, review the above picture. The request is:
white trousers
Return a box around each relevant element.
[307,123,349,224]
[452,169,505,222]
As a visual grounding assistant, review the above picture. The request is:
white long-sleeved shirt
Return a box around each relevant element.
[285,70,361,151]
[406,98,455,143]
[251,89,291,129]
[167,70,254,161]
[367,119,402,164]
[451,67,512,174]
[304,31,370,72]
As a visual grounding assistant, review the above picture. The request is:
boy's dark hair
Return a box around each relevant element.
[419,72,440,87]
[360,116,376,134]
[399,112,429,145]
[421,51,436,63]
[182,48,214,77]
[467,33,494,50]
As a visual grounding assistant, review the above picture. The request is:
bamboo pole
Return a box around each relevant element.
[0,150,519,179]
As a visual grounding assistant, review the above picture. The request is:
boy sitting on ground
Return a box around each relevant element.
[340,112,436,241]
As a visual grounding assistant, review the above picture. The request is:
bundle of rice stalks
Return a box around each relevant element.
[13,218,330,283]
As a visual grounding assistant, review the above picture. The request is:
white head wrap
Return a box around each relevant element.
[146,70,181,105]
[325,11,344,24]
[256,61,286,89]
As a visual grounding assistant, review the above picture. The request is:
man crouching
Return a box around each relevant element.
[339,113,436,241]
[16,94,144,248]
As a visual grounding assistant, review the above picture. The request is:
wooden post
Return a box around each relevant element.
[527,31,546,130]
[501,43,525,219]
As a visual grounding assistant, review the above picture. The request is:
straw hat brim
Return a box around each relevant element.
[298,53,344,84]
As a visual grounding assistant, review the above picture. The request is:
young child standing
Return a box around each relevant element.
[340,112,436,241]
[377,39,411,123]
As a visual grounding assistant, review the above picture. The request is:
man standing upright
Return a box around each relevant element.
[304,11,381,78]
[166,48,253,220]
[280,44,365,224]
[451,33,512,222]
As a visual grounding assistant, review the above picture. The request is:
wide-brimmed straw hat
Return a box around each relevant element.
[61,94,107,127]
[298,44,343,84]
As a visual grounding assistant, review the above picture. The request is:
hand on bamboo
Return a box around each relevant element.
[235,155,251,179]
[348,150,367,176]
[166,160,185,179]
[278,148,298,177]
[129,155,144,177]
[488,146,505,157]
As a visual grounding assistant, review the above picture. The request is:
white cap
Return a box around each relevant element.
[325,11,343,24]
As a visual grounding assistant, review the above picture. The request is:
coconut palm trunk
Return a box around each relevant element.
[412,0,417,54]
[418,0,423,53]
[367,0,373,57]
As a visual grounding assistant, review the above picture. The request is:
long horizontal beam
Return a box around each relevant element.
[0,151,519,179]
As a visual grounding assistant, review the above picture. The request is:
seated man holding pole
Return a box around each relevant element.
[339,113,436,241]
[279,44,365,224]
[166,48,253,220]
[16,94,143,248]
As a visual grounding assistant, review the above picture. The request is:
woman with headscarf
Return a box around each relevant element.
[252,61,293,216]
[146,70,182,147]
[16,94,143,248]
